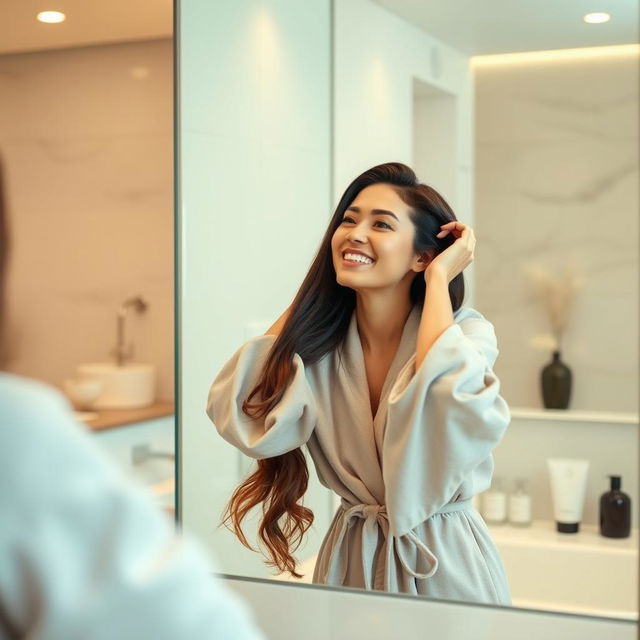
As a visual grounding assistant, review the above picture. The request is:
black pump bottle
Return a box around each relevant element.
[599,475,631,538]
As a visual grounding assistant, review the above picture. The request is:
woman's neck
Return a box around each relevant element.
[355,293,413,353]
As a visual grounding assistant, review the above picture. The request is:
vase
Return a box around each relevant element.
[541,350,572,409]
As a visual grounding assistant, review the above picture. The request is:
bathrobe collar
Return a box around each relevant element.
[341,303,423,426]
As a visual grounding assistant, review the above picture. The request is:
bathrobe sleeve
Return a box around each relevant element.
[0,376,266,640]
[206,334,318,459]
[383,308,511,537]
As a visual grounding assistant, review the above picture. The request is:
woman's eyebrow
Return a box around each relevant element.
[346,206,399,222]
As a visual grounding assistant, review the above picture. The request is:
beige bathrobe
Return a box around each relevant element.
[207,304,512,605]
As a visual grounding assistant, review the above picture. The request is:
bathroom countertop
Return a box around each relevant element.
[74,401,175,432]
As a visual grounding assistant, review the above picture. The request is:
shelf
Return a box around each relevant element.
[486,519,638,553]
[509,407,638,425]
[74,401,175,432]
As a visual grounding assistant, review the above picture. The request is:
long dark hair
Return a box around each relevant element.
[220,162,465,576]
[0,155,9,368]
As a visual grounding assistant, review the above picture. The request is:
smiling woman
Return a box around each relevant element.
[206,162,513,604]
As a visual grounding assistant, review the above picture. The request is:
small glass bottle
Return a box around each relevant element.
[482,477,507,524]
[599,475,631,538]
[508,477,532,527]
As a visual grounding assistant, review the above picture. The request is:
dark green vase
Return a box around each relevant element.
[541,350,572,409]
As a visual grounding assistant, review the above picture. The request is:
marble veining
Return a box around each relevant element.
[475,52,638,413]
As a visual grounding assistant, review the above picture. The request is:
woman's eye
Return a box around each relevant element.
[340,216,391,230]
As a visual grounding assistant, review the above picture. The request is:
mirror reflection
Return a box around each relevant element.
[178,0,638,621]
[207,168,511,601]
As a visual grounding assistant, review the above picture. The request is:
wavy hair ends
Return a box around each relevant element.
[220,162,464,577]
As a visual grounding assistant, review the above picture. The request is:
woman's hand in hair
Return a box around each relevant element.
[425,221,476,284]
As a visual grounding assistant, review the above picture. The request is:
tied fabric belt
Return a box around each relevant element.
[324,498,473,591]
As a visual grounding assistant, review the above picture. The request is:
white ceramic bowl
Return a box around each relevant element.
[63,378,104,410]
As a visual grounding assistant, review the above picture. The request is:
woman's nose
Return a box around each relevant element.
[347,226,367,243]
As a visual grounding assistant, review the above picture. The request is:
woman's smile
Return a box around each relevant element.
[342,252,376,267]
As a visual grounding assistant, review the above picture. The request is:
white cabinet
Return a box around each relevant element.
[92,415,175,511]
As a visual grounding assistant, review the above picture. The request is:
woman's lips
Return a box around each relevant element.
[341,256,374,267]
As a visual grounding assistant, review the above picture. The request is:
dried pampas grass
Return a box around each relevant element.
[522,260,584,350]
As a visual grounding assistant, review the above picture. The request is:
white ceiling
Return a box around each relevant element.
[0,0,172,55]
[372,0,638,55]
[0,1,636,57]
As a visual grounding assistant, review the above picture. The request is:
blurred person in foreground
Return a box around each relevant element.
[0,156,267,640]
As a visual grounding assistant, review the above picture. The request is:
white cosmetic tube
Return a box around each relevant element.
[547,458,590,533]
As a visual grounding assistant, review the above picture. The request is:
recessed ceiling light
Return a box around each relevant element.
[583,12,611,24]
[37,11,66,24]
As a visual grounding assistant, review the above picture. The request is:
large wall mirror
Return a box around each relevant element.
[177,0,638,623]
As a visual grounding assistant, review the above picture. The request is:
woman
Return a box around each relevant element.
[207,162,512,604]
[0,155,266,639]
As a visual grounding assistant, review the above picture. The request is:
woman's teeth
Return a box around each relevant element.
[344,253,374,264]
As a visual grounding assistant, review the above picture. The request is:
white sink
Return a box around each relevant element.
[76,362,156,409]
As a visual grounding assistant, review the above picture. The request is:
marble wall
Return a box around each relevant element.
[0,38,174,400]
[474,48,639,413]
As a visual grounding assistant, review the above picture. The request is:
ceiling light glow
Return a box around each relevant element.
[583,12,610,24]
[471,44,638,66]
[37,11,66,24]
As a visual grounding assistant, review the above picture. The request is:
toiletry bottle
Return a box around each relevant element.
[599,475,631,538]
[547,458,589,534]
[508,478,532,527]
[482,477,507,524]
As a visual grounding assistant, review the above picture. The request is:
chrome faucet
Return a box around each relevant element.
[111,296,148,366]
[131,443,175,465]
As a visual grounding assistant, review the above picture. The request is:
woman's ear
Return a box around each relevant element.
[413,250,434,272]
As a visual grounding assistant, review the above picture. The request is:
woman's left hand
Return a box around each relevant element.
[425,221,476,283]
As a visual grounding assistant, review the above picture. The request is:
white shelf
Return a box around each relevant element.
[486,519,638,553]
[509,407,639,425]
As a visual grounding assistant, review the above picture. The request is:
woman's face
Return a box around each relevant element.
[331,183,426,290]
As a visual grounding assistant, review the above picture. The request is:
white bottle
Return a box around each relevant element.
[482,477,507,524]
[508,477,532,526]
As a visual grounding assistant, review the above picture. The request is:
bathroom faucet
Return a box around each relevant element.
[111,296,148,366]
[131,443,175,465]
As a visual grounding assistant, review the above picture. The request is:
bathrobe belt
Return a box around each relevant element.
[325,498,473,591]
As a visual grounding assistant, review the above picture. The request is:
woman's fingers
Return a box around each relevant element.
[437,221,473,240]
[436,222,454,237]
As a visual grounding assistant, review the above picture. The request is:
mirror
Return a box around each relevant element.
[177,0,638,621]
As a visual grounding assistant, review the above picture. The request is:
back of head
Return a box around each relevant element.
[0,155,9,369]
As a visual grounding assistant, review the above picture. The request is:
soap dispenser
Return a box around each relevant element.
[482,477,507,524]
[599,475,631,538]
[508,478,532,527]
